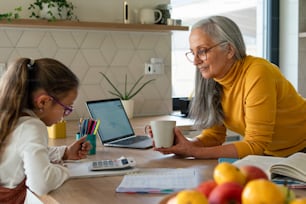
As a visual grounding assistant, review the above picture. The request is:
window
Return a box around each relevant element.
[171,0,265,98]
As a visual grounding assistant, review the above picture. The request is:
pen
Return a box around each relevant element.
[87,119,93,134]
[93,119,101,135]
[79,117,83,134]
[81,119,88,136]
[90,120,97,134]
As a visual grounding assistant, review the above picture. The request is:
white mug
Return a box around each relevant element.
[139,8,162,24]
[148,120,176,148]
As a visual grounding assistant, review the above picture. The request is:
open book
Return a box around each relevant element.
[233,152,306,188]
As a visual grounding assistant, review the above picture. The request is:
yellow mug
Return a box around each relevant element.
[47,120,66,139]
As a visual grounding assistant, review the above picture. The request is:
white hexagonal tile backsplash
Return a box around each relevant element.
[0,28,172,119]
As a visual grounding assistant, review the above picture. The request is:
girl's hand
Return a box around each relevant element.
[63,136,92,160]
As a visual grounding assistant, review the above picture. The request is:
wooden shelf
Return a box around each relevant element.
[0,19,189,32]
[299,32,306,38]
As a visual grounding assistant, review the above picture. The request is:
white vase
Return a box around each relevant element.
[121,99,134,119]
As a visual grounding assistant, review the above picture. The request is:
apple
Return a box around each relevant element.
[213,162,246,185]
[239,165,268,183]
[208,182,243,204]
[196,180,218,197]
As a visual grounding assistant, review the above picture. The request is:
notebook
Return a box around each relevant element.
[86,98,153,149]
[116,168,200,194]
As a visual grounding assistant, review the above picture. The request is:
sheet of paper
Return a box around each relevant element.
[116,168,200,193]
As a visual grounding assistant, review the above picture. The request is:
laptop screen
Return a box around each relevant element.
[86,99,135,143]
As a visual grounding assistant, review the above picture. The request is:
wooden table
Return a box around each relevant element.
[44,115,207,204]
[42,147,217,204]
[42,115,306,203]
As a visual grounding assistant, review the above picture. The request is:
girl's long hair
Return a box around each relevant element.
[0,58,79,150]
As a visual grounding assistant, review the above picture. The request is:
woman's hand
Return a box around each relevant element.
[153,127,195,157]
[63,136,92,160]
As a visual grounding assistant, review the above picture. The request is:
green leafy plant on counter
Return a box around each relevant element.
[0,7,22,22]
[28,0,77,21]
[100,72,156,100]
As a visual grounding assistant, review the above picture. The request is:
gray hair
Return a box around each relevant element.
[188,16,247,129]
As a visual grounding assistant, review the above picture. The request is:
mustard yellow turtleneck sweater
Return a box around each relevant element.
[197,55,306,158]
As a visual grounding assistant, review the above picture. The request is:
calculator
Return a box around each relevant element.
[89,157,136,171]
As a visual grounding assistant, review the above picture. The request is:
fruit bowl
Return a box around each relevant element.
[159,193,177,204]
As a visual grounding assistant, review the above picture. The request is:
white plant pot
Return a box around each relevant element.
[40,3,67,20]
[121,99,134,119]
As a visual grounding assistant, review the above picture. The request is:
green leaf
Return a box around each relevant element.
[124,74,128,97]
[127,75,144,97]
[0,7,22,21]
[100,72,155,100]
[128,78,156,99]
[28,0,78,20]
[100,72,124,99]
[108,91,123,99]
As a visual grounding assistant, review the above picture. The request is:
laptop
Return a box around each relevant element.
[85,98,153,149]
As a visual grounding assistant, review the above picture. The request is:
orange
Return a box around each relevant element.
[213,162,246,185]
[176,190,208,204]
[242,179,285,204]
[290,198,306,204]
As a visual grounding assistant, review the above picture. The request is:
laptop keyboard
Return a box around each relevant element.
[112,136,149,145]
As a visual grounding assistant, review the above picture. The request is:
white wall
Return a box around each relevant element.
[0,0,175,119]
[279,0,306,97]
[0,0,169,22]
[279,0,299,89]
[297,0,306,97]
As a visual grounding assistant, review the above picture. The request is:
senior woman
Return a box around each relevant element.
[154,16,306,159]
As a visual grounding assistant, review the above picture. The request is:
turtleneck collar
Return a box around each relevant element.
[214,56,246,89]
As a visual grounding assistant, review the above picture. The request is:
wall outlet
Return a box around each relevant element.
[144,63,164,75]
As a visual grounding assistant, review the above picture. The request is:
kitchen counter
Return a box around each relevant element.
[49,114,240,147]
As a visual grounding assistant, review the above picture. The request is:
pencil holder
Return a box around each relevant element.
[75,132,82,140]
[87,134,96,155]
[47,120,66,139]
[75,133,96,155]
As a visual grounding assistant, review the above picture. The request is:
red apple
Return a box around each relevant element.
[208,182,243,204]
[196,180,218,197]
[239,165,268,183]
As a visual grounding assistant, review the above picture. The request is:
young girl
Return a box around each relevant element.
[0,58,91,203]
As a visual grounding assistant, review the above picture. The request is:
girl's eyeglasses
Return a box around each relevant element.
[49,95,73,116]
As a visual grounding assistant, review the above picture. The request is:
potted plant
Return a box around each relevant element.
[100,72,156,118]
[28,0,77,21]
[0,7,22,22]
